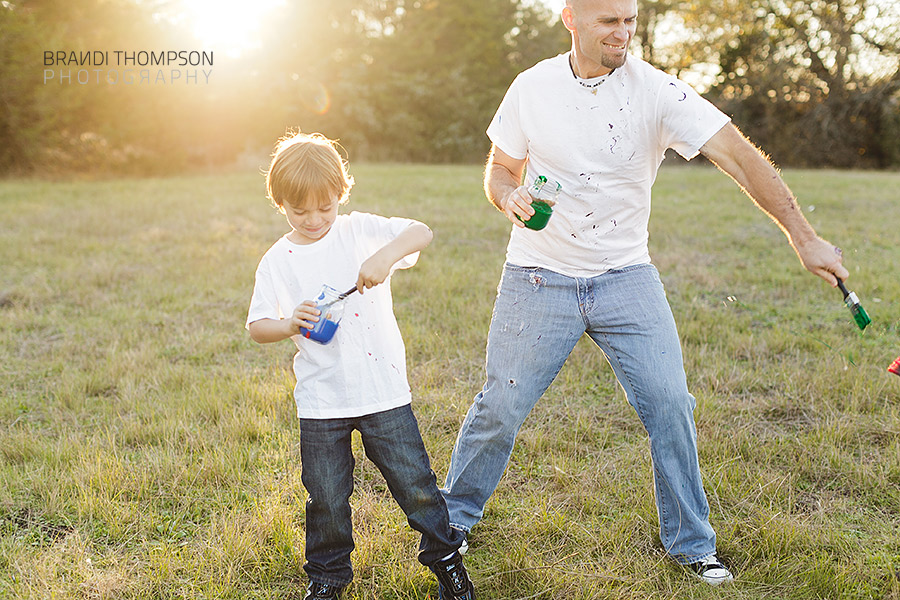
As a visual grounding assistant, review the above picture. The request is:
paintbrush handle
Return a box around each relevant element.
[338,286,359,300]
[836,278,850,299]
[319,286,359,309]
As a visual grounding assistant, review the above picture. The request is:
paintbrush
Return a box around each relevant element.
[318,286,359,309]
[836,278,871,330]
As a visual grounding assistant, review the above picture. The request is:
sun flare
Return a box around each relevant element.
[179,0,285,56]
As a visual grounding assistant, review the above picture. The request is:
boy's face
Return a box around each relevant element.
[283,195,340,245]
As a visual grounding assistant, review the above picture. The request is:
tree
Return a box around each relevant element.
[343,0,567,162]
[3,0,897,173]
[660,0,900,167]
[0,0,207,174]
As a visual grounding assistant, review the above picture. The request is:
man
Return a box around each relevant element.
[441,0,849,586]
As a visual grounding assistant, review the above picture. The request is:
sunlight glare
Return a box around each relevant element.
[182,0,285,56]
[543,0,565,13]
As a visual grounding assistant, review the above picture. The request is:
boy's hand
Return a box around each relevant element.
[248,302,320,344]
[357,254,393,293]
[354,221,433,294]
[289,300,321,333]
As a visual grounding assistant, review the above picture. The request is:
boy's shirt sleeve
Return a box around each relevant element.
[246,255,282,329]
[350,211,421,271]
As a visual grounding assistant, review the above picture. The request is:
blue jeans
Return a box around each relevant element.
[299,405,465,586]
[443,263,717,564]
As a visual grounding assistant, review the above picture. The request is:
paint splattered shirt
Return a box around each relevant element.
[487,52,730,277]
[247,212,418,419]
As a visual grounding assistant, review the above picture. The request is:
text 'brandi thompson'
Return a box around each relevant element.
[42,49,213,85]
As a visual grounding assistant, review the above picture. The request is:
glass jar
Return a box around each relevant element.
[517,175,561,231]
[303,285,346,344]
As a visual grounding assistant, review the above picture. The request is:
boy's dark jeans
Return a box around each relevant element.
[299,404,464,586]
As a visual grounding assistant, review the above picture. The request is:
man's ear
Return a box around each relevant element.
[561,6,576,32]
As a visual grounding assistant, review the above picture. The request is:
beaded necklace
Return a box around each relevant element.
[569,54,615,94]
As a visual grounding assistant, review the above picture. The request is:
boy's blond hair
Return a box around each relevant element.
[265,132,354,211]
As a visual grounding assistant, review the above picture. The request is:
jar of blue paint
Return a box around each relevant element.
[304,285,346,344]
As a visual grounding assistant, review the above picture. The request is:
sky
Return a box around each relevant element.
[542,0,566,12]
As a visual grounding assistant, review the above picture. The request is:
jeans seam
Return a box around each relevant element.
[598,330,681,554]
[576,278,592,324]
[598,331,641,420]
[655,461,683,555]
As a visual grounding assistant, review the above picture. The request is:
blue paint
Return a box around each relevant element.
[305,317,339,344]
[304,284,346,344]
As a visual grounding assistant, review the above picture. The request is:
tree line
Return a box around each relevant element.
[1,0,898,175]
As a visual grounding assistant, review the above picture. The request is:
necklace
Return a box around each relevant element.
[569,55,614,94]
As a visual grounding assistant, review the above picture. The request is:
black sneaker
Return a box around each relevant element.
[303,581,345,599]
[688,554,734,586]
[430,552,475,599]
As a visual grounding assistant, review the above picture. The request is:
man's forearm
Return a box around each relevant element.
[701,124,848,284]
[485,159,522,212]
[734,150,818,247]
[703,125,816,246]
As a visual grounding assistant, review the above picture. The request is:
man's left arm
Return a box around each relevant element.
[700,123,849,286]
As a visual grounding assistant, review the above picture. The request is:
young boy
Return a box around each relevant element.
[246,132,475,600]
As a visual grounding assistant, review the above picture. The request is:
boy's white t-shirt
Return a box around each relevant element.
[246,211,419,419]
[487,52,731,277]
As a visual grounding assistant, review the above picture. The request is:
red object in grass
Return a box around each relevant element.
[889,356,900,377]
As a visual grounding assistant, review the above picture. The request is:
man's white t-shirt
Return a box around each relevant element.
[246,212,418,419]
[487,52,731,277]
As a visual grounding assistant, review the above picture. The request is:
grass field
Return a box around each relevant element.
[1,164,899,599]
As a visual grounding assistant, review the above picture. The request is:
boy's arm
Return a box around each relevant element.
[357,221,433,292]
[248,300,320,344]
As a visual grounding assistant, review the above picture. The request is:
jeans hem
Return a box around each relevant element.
[309,576,352,587]
[672,550,717,566]
[448,523,471,534]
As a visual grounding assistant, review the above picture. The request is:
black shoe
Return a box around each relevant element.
[303,581,345,600]
[430,552,475,600]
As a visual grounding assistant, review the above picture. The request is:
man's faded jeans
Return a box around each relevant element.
[443,262,718,564]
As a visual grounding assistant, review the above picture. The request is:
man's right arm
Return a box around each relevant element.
[700,124,848,286]
[484,145,534,228]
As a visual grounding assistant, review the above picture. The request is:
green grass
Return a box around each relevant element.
[1,164,899,599]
